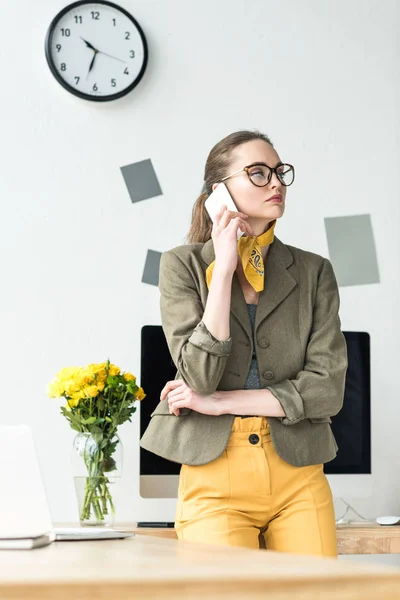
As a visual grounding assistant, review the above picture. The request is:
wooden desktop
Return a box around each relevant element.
[1,531,400,599]
[126,522,400,554]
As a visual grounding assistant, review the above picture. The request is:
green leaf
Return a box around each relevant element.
[96,397,105,411]
[102,457,117,472]
[89,425,103,444]
[60,407,83,432]
[81,416,97,425]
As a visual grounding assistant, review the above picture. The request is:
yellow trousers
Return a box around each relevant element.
[175,416,337,557]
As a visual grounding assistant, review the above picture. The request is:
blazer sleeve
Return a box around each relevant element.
[158,249,233,396]
[266,258,348,425]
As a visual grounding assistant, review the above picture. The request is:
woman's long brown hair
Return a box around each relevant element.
[186,130,274,244]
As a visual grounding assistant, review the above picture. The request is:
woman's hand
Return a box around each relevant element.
[160,379,221,417]
[212,202,254,275]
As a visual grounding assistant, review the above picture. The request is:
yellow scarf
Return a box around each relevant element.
[205,220,276,292]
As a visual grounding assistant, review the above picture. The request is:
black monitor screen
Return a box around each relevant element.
[140,328,371,476]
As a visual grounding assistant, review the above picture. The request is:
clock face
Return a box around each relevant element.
[45,0,148,101]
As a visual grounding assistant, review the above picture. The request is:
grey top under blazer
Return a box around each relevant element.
[140,235,348,467]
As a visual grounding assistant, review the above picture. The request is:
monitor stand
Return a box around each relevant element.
[334,497,370,525]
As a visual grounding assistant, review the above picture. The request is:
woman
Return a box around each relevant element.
[140,129,348,557]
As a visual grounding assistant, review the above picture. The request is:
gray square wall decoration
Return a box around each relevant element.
[142,250,162,286]
[121,159,162,204]
[324,214,380,287]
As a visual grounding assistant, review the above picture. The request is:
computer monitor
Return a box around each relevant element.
[139,327,371,501]
[325,332,372,503]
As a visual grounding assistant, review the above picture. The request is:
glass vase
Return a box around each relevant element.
[72,432,123,527]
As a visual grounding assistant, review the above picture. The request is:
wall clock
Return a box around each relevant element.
[45,0,148,101]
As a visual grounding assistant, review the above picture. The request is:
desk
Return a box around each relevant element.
[336,523,400,554]
[123,522,400,555]
[1,533,400,599]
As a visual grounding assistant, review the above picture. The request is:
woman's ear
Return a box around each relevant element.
[212,183,218,192]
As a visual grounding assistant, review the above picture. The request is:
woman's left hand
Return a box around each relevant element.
[160,379,221,417]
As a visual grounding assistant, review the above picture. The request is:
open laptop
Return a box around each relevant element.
[0,426,134,549]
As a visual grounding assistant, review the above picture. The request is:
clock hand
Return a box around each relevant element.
[81,35,126,64]
[80,37,98,52]
[86,51,98,79]
[97,50,127,64]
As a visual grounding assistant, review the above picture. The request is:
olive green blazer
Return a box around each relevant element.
[140,236,348,467]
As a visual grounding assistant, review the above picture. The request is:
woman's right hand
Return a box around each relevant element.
[211,204,254,275]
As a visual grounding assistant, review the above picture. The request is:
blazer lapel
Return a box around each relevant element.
[255,237,297,333]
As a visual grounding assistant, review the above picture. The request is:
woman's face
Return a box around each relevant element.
[212,140,287,236]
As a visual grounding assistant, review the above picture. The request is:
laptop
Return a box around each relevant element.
[0,426,134,549]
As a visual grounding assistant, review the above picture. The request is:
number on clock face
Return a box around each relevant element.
[45,1,148,101]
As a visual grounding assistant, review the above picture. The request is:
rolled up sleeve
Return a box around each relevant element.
[188,321,232,356]
[159,250,232,396]
[266,258,348,425]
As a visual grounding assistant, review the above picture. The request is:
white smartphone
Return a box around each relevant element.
[204,183,245,240]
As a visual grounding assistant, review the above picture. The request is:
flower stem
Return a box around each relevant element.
[80,474,116,524]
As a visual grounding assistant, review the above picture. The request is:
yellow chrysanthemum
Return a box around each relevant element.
[48,366,81,398]
[109,364,120,377]
[47,380,63,398]
[69,389,86,403]
[87,363,108,381]
[84,385,99,398]
[66,396,81,408]
[63,379,82,397]
[135,387,146,401]
[49,363,144,426]
[87,362,107,372]
[123,372,136,382]
[74,367,94,387]
[58,366,80,379]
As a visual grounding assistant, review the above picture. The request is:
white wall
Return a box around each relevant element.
[1,0,399,566]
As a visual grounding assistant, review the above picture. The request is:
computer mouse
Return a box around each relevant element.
[376,515,400,526]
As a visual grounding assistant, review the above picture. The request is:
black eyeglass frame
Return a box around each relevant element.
[220,162,295,187]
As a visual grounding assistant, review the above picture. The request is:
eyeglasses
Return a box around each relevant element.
[220,162,295,188]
